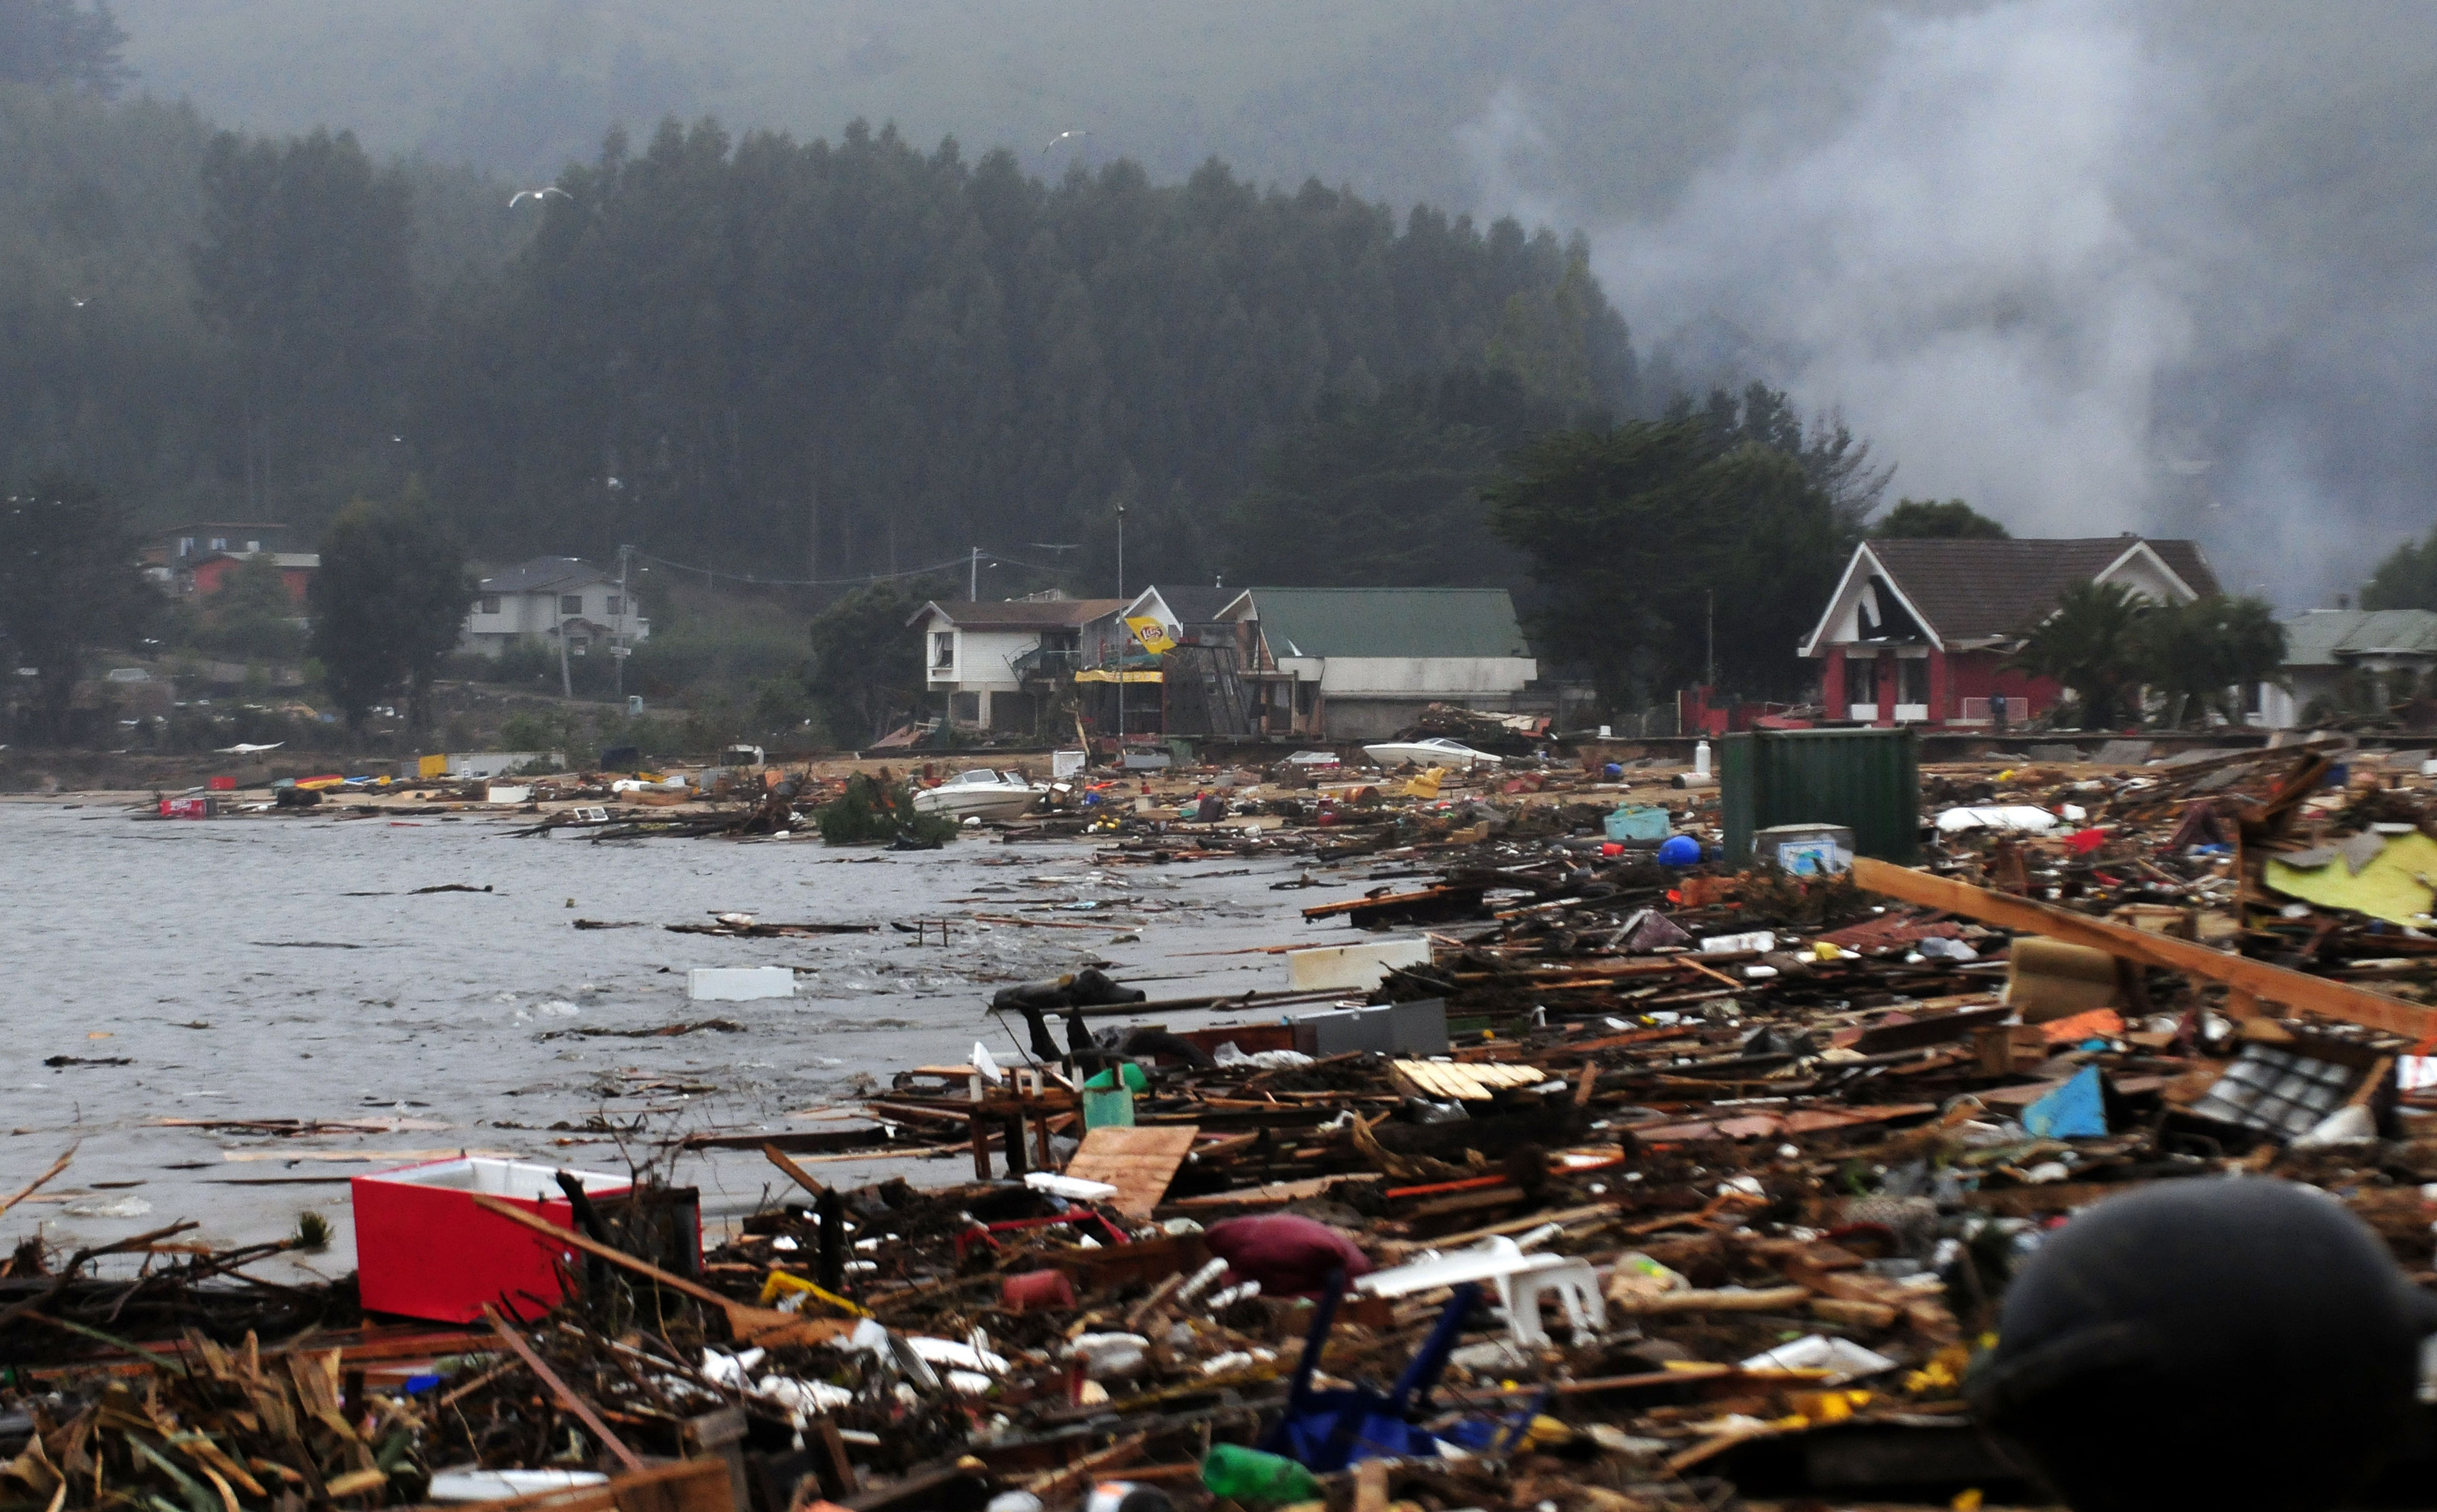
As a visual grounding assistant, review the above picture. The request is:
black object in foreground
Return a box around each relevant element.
[1969,1177,2437,1512]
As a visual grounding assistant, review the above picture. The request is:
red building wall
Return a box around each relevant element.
[191,557,311,605]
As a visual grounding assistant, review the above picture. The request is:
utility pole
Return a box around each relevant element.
[555,586,573,700]
[970,545,980,599]
[614,544,633,705]
[1705,589,1715,690]
[1115,504,1128,746]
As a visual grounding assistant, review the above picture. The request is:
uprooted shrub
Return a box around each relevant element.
[815,771,958,847]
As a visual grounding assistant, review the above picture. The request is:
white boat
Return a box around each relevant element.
[1361,736,1504,771]
[912,769,1044,821]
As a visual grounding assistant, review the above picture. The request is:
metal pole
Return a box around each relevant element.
[1706,588,1715,689]
[556,591,572,700]
[615,545,631,704]
[970,546,979,599]
[1115,506,1128,745]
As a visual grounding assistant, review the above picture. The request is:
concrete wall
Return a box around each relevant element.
[1312,656,1538,697]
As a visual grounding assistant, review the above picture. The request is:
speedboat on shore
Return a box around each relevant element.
[912,768,1044,821]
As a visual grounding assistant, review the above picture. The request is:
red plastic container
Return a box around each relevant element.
[1003,1269,1078,1312]
[207,776,237,791]
[351,1157,631,1323]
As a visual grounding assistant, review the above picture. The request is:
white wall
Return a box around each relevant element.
[924,627,1036,692]
[1315,656,1538,696]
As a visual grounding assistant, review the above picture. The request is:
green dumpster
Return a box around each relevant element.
[1720,728,1920,865]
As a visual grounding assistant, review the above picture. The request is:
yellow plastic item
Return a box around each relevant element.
[1811,941,1840,961]
[1404,769,1444,798]
[758,1271,871,1317]
[1952,1490,1984,1512]
[2263,830,2437,926]
[417,753,449,779]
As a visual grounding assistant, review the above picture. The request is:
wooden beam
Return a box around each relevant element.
[470,1193,855,1344]
[761,1143,827,1201]
[1848,856,2437,1039]
[480,1304,647,1473]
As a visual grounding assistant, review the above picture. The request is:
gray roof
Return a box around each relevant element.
[2280,609,2437,668]
[1864,536,2222,643]
[1234,587,1532,659]
[908,598,1125,631]
[480,557,617,594]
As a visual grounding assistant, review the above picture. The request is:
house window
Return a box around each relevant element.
[209,536,227,551]
[606,595,624,616]
[950,691,981,724]
[933,631,955,669]
[1843,656,1875,707]
[1898,657,1930,707]
[479,595,500,615]
[178,536,195,556]
[560,594,583,615]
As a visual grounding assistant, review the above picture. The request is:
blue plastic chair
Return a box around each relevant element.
[1259,1269,1480,1472]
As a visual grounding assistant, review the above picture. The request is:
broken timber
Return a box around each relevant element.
[1849,855,2437,1039]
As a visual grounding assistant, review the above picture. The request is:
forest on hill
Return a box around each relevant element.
[0,64,1634,592]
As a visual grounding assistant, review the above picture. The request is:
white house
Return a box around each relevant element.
[1218,586,1539,738]
[2254,609,2437,728]
[907,595,1123,732]
[461,557,649,658]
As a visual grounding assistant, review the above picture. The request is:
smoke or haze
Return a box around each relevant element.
[105,0,2437,605]
[1534,0,2437,608]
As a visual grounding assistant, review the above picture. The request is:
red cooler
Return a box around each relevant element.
[351,1157,631,1323]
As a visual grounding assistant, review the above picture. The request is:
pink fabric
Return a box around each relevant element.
[1206,1214,1371,1298]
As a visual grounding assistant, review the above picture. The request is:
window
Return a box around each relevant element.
[244,540,260,553]
[1844,656,1875,707]
[933,631,955,669]
[606,595,624,616]
[177,536,195,556]
[1898,657,1931,706]
[560,594,583,615]
[478,595,500,615]
[209,536,227,551]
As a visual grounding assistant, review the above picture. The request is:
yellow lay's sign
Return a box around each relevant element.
[1125,616,1178,654]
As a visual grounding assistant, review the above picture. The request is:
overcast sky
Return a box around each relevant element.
[112,0,2437,606]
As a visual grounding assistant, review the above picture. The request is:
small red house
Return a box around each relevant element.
[1799,536,2221,728]
[189,551,318,605]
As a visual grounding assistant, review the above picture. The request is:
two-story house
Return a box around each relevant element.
[461,558,649,657]
[906,595,1123,733]
[1798,536,2220,727]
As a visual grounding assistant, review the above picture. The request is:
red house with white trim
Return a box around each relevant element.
[1799,536,2221,728]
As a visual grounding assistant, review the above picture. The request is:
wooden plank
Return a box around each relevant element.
[1849,857,2437,1040]
[1062,1125,1199,1217]
[480,1305,647,1473]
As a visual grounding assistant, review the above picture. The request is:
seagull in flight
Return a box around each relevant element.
[508,186,572,208]
[1041,129,1090,156]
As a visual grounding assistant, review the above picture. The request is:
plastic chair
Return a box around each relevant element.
[1260,1269,1478,1472]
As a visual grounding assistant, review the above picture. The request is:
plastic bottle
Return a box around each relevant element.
[1199,1444,1321,1506]
[1693,737,1712,778]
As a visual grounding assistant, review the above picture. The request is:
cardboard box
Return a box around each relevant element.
[352,1157,630,1323]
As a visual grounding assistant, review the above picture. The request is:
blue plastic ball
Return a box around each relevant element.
[1656,835,1701,866]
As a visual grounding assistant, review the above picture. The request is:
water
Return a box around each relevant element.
[0,801,1346,1273]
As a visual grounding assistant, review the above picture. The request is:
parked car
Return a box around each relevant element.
[1360,736,1503,770]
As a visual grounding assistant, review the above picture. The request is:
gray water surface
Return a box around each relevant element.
[0,803,1351,1274]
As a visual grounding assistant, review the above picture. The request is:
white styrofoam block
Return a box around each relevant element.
[688,966,797,1001]
[1286,937,1431,992]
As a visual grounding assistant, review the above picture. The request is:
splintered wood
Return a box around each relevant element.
[1061,1125,1200,1216]
[1389,1059,1546,1102]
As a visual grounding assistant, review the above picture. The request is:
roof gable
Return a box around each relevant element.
[1234,587,1531,659]
[1808,536,2220,650]
[480,557,615,595]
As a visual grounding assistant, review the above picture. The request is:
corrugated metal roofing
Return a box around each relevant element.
[2279,609,2437,667]
[1238,587,1531,659]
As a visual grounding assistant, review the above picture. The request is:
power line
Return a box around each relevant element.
[626,546,1083,590]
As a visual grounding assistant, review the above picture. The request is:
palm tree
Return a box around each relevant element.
[2010,580,2150,728]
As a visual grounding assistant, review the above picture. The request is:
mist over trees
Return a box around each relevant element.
[0,83,1635,593]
